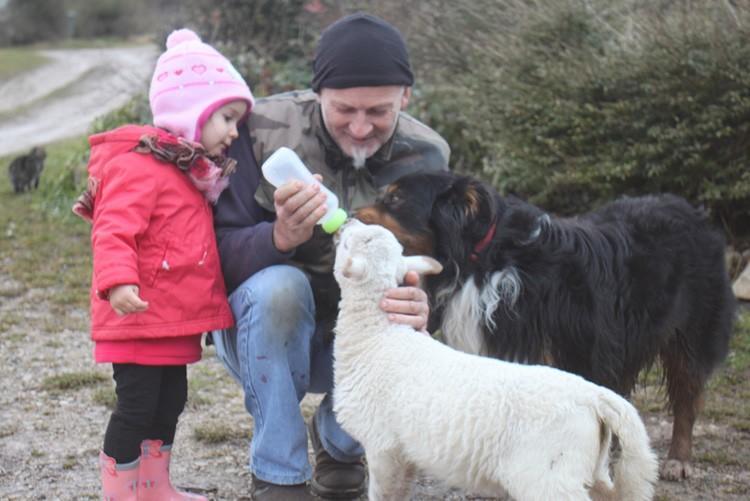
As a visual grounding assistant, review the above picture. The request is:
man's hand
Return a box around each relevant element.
[109,284,149,316]
[380,271,430,333]
[272,179,328,252]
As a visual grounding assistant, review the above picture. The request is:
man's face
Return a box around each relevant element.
[319,85,411,166]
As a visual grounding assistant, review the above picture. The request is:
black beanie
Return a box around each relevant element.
[311,13,414,92]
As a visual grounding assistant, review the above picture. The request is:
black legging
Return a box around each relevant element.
[103,364,187,463]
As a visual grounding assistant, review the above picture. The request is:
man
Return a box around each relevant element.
[212,12,450,500]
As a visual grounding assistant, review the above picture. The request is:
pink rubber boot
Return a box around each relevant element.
[99,451,138,500]
[138,439,207,501]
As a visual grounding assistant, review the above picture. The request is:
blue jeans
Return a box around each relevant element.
[212,265,363,485]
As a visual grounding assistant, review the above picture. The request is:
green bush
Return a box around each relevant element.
[177,0,321,96]
[1,0,171,45]
[37,138,89,215]
[409,85,489,174]
[399,0,750,241]
[70,0,139,39]
[32,0,750,246]
[90,94,152,134]
[3,0,67,44]
[491,2,750,228]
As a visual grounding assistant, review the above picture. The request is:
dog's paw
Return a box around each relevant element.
[660,458,694,481]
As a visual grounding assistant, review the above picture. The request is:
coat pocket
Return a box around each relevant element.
[151,237,214,289]
[137,236,170,288]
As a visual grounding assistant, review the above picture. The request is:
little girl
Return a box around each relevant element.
[73,29,254,500]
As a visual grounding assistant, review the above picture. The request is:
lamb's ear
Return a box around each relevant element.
[403,255,443,276]
[341,256,367,281]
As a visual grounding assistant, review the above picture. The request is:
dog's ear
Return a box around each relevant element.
[428,173,456,197]
[501,195,548,246]
[430,182,470,261]
[403,255,443,276]
[429,176,496,262]
[341,256,367,281]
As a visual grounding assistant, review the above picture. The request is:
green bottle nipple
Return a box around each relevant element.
[321,208,348,234]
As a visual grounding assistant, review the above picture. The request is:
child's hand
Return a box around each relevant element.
[109,284,149,316]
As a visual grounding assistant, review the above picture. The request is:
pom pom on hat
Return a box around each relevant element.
[149,28,255,143]
[166,28,201,48]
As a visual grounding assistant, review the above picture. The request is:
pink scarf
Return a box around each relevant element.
[73,132,235,223]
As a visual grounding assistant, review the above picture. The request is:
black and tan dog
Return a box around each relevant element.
[356,171,735,481]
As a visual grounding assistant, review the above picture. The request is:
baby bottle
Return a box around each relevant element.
[261,147,348,234]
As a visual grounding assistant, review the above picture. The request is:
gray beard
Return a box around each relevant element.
[350,147,369,169]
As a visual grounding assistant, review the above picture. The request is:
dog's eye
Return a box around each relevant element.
[383,192,401,206]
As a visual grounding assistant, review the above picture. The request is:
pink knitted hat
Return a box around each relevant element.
[149,29,255,143]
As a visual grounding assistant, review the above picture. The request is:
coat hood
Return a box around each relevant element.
[87,124,164,176]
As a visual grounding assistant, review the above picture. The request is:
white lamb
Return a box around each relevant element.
[332,220,658,501]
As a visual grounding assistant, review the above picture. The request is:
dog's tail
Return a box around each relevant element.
[594,391,658,501]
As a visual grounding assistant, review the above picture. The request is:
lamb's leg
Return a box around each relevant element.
[367,450,416,501]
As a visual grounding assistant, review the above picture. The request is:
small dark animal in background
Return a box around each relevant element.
[8,146,46,193]
[357,171,736,482]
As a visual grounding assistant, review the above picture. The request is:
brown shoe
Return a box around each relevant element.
[308,420,366,499]
[251,474,314,501]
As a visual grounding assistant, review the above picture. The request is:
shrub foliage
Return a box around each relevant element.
[176,0,324,96]
[32,0,750,243]
[401,0,750,240]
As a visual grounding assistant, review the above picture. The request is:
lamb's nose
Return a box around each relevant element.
[334,218,365,244]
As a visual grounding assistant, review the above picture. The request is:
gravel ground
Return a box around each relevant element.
[0,271,492,500]
[1,269,748,500]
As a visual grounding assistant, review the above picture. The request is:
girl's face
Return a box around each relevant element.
[200,100,248,156]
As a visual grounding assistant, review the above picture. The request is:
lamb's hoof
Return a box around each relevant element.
[660,459,694,480]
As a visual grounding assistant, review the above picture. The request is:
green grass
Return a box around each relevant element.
[700,312,750,432]
[0,280,27,298]
[724,311,750,371]
[695,449,746,467]
[0,47,49,80]
[0,425,18,439]
[0,136,91,315]
[0,314,24,333]
[632,306,750,437]
[62,454,78,470]
[187,364,222,409]
[193,422,251,444]
[41,371,108,392]
[92,387,117,410]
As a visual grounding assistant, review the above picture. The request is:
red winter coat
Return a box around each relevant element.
[86,125,234,364]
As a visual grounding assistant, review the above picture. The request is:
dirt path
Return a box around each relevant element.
[0,45,157,157]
